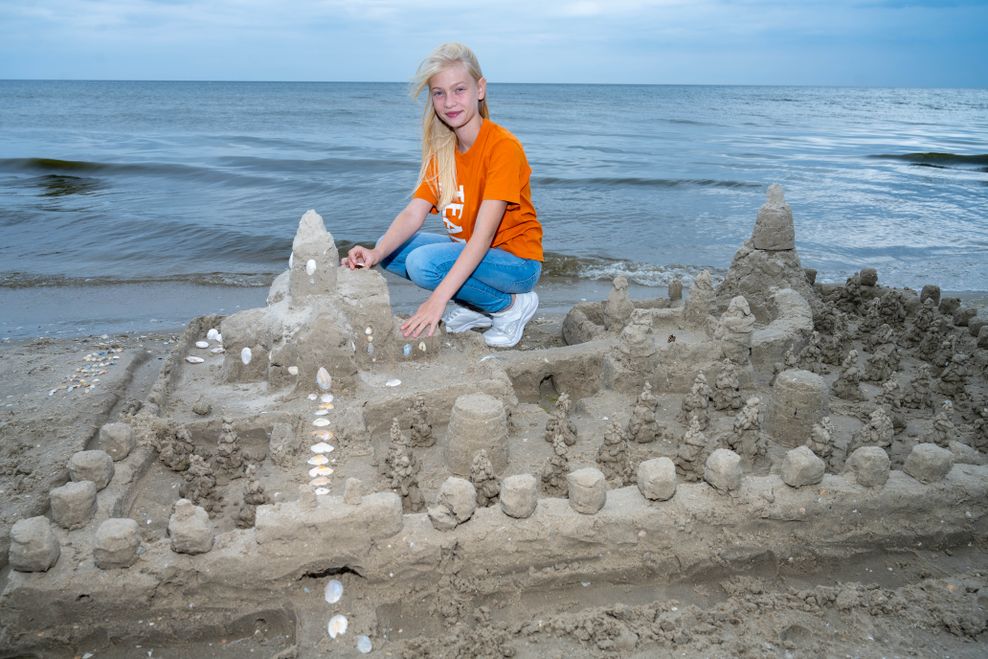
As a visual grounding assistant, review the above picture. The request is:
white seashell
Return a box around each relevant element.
[308,393,318,401]
[289,252,294,269]
[311,430,333,440]
[310,442,335,453]
[210,347,225,354]
[313,418,330,427]
[314,409,329,416]
[314,487,330,496]
[195,340,209,349]
[241,347,252,365]
[366,335,373,342]
[385,378,401,387]
[418,341,427,352]
[327,614,348,639]
[316,367,332,391]
[310,476,331,487]
[288,366,299,376]
[306,259,317,276]
[215,333,222,344]
[185,356,205,364]
[325,580,344,604]
[367,344,375,356]
[320,393,334,403]
[402,343,412,357]
[356,635,372,654]
[309,466,334,478]
[207,328,220,342]
[308,455,329,466]
[365,327,373,335]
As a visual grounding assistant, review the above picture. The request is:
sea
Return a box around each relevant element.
[1,81,986,339]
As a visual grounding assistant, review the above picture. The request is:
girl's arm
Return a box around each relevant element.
[341,197,433,269]
[400,199,508,338]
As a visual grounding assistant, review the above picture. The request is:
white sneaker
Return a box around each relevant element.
[483,292,539,348]
[442,302,492,333]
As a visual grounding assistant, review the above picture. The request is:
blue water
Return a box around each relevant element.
[1,81,987,336]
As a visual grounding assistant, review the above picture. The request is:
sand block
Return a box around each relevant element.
[68,450,114,490]
[859,268,878,287]
[343,478,363,505]
[499,474,538,519]
[98,422,135,461]
[567,468,607,514]
[637,457,677,501]
[268,422,299,468]
[704,449,742,492]
[782,446,825,488]
[939,297,961,315]
[903,443,954,483]
[9,516,60,573]
[168,499,214,555]
[765,369,828,448]
[968,317,987,338]
[94,518,141,569]
[50,481,97,530]
[978,326,988,349]
[920,284,940,305]
[429,477,477,531]
[844,447,890,488]
[256,492,401,548]
[445,393,509,477]
[949,441,986,466]
[752,184,795,251]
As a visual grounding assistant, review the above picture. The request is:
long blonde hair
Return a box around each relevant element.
[411,43,490,211]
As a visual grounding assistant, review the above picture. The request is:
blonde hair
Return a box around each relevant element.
[411,42,490,211]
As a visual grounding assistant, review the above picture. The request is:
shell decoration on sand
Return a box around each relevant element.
[309,476,331,487]
[325,580,344,604]
[289,252,294,269]
[307,455,329,466]
[207,328,220,342]
[419,341,427,352]
[356,636,372,654]
[314,487,330,496]
[310,442,334,453]
[403,343,412,357]
[195,340,209,349]
[385,378,401,387]
[314,409,329,416]
[210,347,225,354]
[308,393,318,401]
[319,402,334,410]
[320,393,334,403]
[313,418,330,427]
[311,430,333,440]
[241,347,252,365]
[316,367,332,391]
[288,366,299,376]
[367,344,375,357]
[309,466,334,478]
[306,259,317,276]
[327,614,348,639]
[185,356,205,364]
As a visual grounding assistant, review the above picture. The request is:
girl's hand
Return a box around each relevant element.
[341,245,379,270]
[401,295,447,338]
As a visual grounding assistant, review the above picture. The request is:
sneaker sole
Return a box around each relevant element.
[443,317,493,333]
[484,295,539,348]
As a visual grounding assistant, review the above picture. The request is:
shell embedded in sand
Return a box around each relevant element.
[367,344,375,356]
[364,327,373,335]
[316,367,332,391]
[195,340,209,349]
[314,487,330,496]
[403,343,412,357]
[308,393,318,401]
[310,442,334,453]
[207,328,220,342]
[356,635,372,654]
[313,418,330,427]
[288,366,299,376]
[327,614,348,638]
[418,341,427,352]
[306,259,317,276]
[289,252,294,269]
[307,455,329,466]
[185,356,205,364]
[325,580,344,604]
[210,347,225,354]
[314,409,329,416]
[319,402,335,410]
[309,476,331,487]
[241,347,252,365]
[385,378,401,387]
[311,430,333,440]
[309,466,334,478]
[366,335,373,342]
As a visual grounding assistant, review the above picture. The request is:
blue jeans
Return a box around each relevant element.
[379,233,541,313]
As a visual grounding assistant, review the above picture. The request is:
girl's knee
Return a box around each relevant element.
[405,248,446,289]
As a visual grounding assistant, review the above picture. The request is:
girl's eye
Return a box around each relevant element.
[455,87,465,93]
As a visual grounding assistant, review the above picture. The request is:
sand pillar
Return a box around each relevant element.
[445,393,509,477]
[765,369,828,448]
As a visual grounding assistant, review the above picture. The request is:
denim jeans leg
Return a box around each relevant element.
[378,232,450,280]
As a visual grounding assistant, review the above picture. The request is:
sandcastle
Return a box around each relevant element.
[2,189,987,656]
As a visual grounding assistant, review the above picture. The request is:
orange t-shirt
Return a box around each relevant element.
[413,120,543,261]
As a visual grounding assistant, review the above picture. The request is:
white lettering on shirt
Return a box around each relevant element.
[442,185,465,240]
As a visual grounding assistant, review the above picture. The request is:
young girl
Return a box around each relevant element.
[341,42,543,348]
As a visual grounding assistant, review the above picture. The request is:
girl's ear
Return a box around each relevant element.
[477,77,487,101]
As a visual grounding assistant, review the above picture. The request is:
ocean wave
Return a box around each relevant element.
[0,271,277,289]
[542,252,725,287]
[532,176,758,189]
[869,152,988,168]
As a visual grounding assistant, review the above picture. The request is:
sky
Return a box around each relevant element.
[1,0,986,86]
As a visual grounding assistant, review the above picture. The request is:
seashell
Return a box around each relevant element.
[185,356,205,364]
[195,340,209,349]
[215,333,222,344]
[207,328,220,342]
[311,430,333,440]
[310,442,335,453]
[325,580,344,604]
[365,327,373,335]
[402,343,412,357]
[320,393,334,403]
[308,393,318,401]
[320,402,335,410]
[289,252,294,269]
[314,409,329,416]
[309,466,334,478]
[367,344,375,356]
[366,335,373,342]
[314,487,330,496]
[306,259,317,276]
[313,418,330,427]
[316,367,332,391]
[327,614,348,639]
[288,365,299,376]
[241,347,252,365]
[418,341,427,352]
[210,347,225,354]
[356,635,372,654]
[308,455,329,466]
[309,476,331,486]
[385,378,401,387]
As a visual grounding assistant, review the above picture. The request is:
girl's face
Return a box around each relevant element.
[429,62,485,133]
